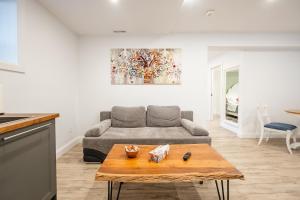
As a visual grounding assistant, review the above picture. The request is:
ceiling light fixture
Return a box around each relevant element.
[113,30,127,34]
[110,0,118,4]
[205,9,215,16]
[183,0,194,5]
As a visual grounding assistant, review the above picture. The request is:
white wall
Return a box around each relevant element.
[2,0,299,149]
[0,0,79,149]
[78,34,300,136]
[209,50,300,138]
[0,1,299,151]
[241,51,300,138]
[78,35,209,135]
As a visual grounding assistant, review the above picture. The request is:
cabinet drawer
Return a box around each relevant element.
[0,122,56,200]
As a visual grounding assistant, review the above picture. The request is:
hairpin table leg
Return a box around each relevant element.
[116,182,123,200]
[215,180,230,200]
[215,180,221,200]
[221,180,225,200]
[227,180,230,200]
[107,181,113,200]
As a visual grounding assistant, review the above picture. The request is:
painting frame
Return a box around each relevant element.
[111,48,182,85]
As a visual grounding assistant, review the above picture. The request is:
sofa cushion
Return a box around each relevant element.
[82,127,212,154]
[147,105,181,127]
[111,106,146,128]
[102,127,190,139]
[85,119,111,137]
[181,119,209,136]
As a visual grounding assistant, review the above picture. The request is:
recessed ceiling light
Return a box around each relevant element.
[205,9,215,16]
[113,30,127,34]
[110,0,118,4]
[183,0,194,5]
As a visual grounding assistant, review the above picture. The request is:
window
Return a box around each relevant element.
[0,0,18,70]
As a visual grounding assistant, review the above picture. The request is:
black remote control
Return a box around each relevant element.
[183,152,191,161]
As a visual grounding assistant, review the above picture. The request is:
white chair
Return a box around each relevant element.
[257,105,298,154]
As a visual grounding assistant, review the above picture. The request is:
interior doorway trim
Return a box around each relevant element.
[209,65,222,120]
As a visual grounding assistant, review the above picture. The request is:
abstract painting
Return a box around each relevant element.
[111,48,181,85]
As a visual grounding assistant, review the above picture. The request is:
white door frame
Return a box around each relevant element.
[209,65,222,120]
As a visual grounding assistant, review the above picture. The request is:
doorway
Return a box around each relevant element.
[208,50,241,134]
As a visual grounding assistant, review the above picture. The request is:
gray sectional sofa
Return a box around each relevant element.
[82,106,211,162]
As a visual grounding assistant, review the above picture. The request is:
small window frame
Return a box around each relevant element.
[0,0,24,73]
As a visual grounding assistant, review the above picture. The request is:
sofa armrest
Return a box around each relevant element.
[181,119,209,136]
[85,119,111,137]
[181,111,193,121]
[100,111,111,121]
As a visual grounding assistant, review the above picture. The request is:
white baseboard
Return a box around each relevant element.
[56,136,82,159]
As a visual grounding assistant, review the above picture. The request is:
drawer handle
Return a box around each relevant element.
[3,123,52,141]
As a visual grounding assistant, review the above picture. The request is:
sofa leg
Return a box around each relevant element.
[199,181,204,185]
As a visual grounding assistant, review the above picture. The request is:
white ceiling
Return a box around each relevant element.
[38,0,300,35]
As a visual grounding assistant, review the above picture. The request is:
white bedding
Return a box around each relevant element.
[226,83,239,112]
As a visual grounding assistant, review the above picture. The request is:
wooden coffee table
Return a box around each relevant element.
[95,144,244,200]
[285,110,300,150]
[286,109,300,115]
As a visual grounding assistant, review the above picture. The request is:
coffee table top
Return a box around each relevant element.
[95,144,244,183]
[286,109,300,115]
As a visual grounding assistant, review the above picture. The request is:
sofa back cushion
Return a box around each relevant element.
[147,105,181,127]
[111,106,146,128]
[100,110,194,122]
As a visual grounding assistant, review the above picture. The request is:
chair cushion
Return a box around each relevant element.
[111,106,146,128]
[147,105,181,127]
[264,122,297,131]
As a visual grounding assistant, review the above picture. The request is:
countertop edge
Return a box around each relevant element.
[0,113,60,134]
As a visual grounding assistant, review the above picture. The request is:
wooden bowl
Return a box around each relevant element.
[125,145,139,158]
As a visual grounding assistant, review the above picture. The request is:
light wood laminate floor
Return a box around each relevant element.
[57,119,300,200]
